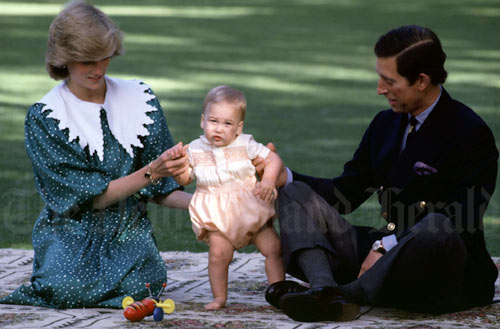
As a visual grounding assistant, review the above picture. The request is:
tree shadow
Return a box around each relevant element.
[0,0,499,252]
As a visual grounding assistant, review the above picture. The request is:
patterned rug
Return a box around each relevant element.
[0,248,499,329]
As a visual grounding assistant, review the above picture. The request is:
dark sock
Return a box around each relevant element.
[337,281,367,304]
[297,247,336,288]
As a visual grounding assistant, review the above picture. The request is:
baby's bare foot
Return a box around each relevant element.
[205,297,226,310]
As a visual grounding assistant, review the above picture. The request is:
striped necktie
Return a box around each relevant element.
[406,116,419,147]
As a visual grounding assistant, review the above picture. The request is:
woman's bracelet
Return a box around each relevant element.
[144,163,161,185]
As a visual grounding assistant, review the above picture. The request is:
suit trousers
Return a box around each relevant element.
[278,181,468,313]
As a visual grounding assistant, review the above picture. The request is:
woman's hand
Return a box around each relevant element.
[151,142,189,178]
[166,142,188,160]
[93,142,190,210]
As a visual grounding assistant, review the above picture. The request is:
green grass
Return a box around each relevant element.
[0,0,499,255]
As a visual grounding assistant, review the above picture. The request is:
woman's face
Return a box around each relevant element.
[66,57,111,100]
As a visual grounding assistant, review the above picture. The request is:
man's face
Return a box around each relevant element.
[376,56,423,115]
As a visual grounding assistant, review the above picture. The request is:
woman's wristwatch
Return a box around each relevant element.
[372,240,386,254]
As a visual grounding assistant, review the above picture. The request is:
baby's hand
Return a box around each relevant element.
[254,179,277,203]
[166,142,189,160]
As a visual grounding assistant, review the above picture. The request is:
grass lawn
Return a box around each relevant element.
[0,0,499,255]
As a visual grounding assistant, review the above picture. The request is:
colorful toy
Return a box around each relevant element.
[122,283,175,322]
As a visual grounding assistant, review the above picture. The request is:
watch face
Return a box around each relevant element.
[372,240,385,254]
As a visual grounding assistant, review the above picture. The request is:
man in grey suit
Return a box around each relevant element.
[263,25,498,322]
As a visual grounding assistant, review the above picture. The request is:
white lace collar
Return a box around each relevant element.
[39,76,157,161]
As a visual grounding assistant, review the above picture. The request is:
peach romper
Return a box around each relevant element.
[187,133,275,249]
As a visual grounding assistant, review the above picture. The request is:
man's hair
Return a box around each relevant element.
[202,86,247,121]
[374,25,447,85]
[46,0,124,80]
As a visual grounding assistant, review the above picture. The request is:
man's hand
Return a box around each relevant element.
[253,143,288,187]
[357,249,383,278]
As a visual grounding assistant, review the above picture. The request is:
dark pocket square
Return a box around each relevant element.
[413,161,438,176]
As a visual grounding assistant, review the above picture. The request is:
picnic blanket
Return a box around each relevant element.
[0,248,499,328]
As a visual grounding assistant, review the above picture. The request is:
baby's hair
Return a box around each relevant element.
[202,86,246,121]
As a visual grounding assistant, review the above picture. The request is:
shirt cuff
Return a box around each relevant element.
[285,167,293,186]
[382,234,398,252]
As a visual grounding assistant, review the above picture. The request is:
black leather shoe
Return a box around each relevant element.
[279,286,360,322]
[265,280,308,308]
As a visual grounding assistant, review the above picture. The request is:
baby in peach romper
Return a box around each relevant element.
[168,85,285,310]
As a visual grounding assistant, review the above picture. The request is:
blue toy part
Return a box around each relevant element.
[153,307,164,321]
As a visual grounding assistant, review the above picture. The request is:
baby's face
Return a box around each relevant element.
[201,102,243,147]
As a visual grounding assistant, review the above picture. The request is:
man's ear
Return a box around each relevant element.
[417,73,431,91]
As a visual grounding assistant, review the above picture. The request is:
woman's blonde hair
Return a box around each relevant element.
[202,86,247,121]
[46,0,124,80]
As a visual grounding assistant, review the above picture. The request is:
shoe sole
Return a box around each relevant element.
[280,294,360,322]
[336,302,360,322]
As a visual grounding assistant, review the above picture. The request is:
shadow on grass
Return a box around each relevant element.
[0,0,499,255]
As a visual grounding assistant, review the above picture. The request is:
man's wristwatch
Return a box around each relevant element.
[372,240,386,255]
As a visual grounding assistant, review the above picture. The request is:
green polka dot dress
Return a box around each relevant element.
[0,77,180,309]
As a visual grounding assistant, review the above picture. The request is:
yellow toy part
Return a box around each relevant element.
[156,299,175,314]
[122,296,135,309]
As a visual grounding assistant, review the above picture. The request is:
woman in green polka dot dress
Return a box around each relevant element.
[0,0,191,309]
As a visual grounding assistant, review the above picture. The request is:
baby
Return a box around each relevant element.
[169,85,285,310]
